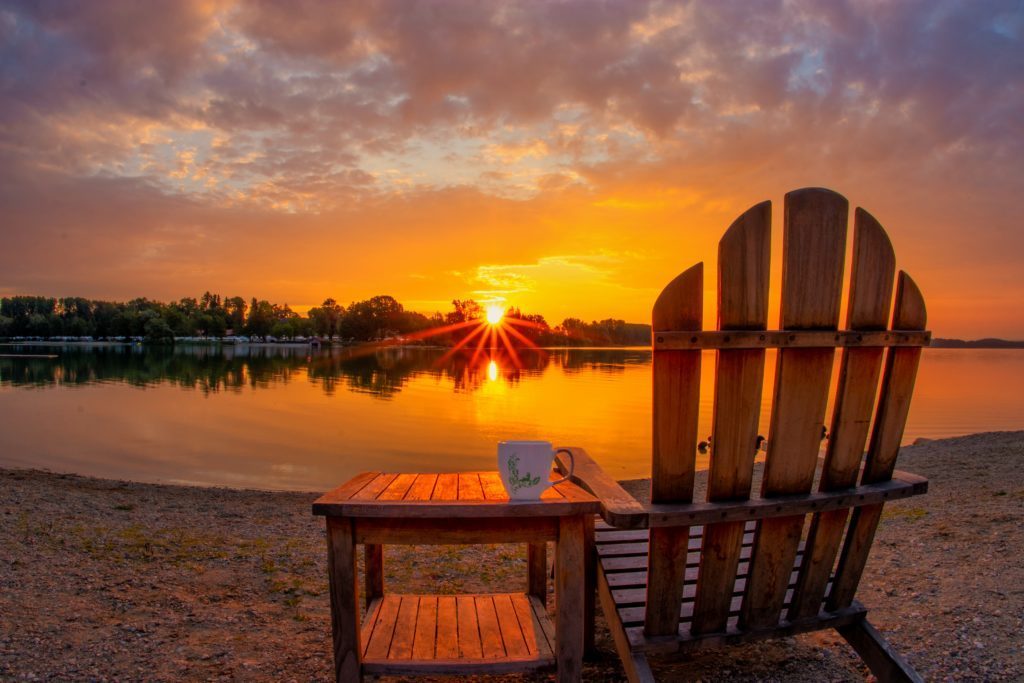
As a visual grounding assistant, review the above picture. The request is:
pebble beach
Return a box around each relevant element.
[2,431,1021,681]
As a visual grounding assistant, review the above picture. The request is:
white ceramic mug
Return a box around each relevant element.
[497,440,574,500]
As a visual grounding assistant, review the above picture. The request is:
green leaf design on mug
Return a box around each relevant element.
[507,453,541,493]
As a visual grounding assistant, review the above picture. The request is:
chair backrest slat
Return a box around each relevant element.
[690,202,770,635]
[788,208,896,620]
[739,188,849,630]
[645,263,703,636]
[646,187,927,637]
[827,271,927,610]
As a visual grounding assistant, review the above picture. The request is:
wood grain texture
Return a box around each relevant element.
[379,473,417,501]
[741,187,848,630]
[646,262,702,637]
[405,474,438,501]
[693,202,770,635]
[457,596,483,659]
[412,596,438,660]
[597,564,657,683]
[390,596,418,659]
[479,472,508,500]
[316,471,379,506]
[779,187,849,329]
[829,272,927,610]
[458,473,486,501]
[527,542,547,601]
[494,594,530,658]
[313,472,600,518]
[432,473,459,501]
[326,516,362,682]
[653,329,930,349]
[789,209,895,620]
[644,472,926,526]
[354,516,558,545]
[360,594,557,675]
[583,514,596,657]
[555,447,646,528]
[651,262,703,502]
[365,594,400,661]
[364,544,384,609]
[477,596,505,659]
[838,618,925,682]
[436,596,459,659]
[556,515,586,682]
[350,473,398,501]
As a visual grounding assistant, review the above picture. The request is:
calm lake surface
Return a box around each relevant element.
[1,344,1022,490]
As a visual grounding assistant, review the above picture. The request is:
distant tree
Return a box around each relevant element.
[224,296,248,334]
[143,317,174,344]
[342,295,405,341]
[245,298,275,339]
[446,299,482,325]
[308,298,344,339]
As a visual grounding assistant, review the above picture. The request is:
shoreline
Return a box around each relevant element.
[2,431,1022,681]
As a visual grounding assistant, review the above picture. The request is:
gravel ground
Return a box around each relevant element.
[1,431,1021,682]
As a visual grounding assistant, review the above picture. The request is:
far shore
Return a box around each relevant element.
[2,431,1022,681]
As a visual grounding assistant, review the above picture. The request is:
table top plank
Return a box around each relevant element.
[351,473,399,501]
[479,472,508,500]
[458,473,486,501]
[406,474,439,501]
[313,471,601,518]
[379,473,418,501]
[319,471,379,504]
[432,473,459,501]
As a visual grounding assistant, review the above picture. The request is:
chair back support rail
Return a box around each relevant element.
[642,187,929,642]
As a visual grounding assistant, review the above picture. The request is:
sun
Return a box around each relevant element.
[485,304,504,325]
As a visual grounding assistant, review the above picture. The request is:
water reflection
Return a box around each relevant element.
[1,344,1021,490]
[0,343,649,398]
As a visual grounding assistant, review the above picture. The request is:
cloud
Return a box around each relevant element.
[0,0,1022,335]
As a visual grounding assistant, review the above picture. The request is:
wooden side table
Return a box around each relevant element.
[312,471,601,682]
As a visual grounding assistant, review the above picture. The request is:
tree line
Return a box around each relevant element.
[0,293,651,346]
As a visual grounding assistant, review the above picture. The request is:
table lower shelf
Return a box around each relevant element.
[361,593,556,675]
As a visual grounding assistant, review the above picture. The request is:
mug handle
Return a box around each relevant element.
[550,448,575,486]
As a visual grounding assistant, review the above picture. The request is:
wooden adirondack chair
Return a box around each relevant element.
[560,187,931,682]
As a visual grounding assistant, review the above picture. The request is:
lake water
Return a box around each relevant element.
[1,344,1022,491]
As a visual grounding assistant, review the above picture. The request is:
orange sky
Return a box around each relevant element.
[1,1,1021,338]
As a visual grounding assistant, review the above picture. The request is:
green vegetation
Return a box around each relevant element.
[0,293,652,346]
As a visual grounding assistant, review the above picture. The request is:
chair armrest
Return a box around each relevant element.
[645,470,928,528]
[554,447,648,529]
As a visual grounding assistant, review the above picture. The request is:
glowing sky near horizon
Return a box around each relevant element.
[0,0,1022,337]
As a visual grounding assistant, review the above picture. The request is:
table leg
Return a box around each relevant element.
[326,516,362,683]
[556,515,585,682]
[583,515,596,658]
[527,542,547,602]
[364,544,384,609]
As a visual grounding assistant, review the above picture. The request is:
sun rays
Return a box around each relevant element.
[434,305,545,371]
[302,302,552,381]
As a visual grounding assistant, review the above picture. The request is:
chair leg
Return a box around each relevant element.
[837,618,923,683]
[596,565,655,683]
